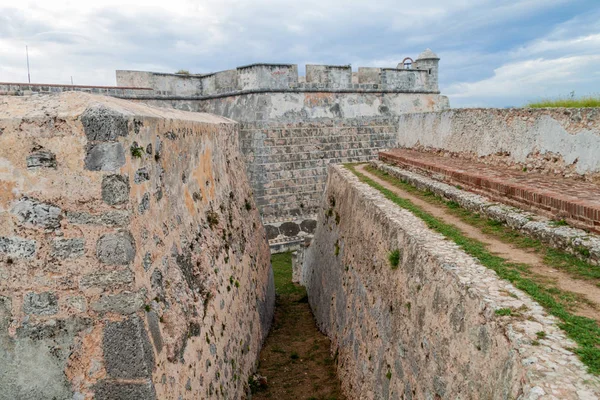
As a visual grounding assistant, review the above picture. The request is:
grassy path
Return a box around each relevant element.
[252,253,345,400]
[347,163,600,375]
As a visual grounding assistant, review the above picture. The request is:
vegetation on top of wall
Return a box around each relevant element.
[526,93,600,108]
[346,163,600,375]
[175,69,191,75]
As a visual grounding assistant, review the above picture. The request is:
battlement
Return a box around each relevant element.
[116,49,440,97]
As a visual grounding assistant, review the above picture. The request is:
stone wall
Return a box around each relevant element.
[0,92,275,399]
[137,92,449,251]
[0,82,154,97]
[301,165,600,399]
[396,108,600,180]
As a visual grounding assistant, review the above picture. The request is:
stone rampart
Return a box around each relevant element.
[0,82,154,97]
[396,107,600,179]
[301,165,600,399]
[0,92,275,399]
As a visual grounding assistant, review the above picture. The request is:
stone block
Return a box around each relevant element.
[264,225,280,240]
[102,315,155,379]
[101,174,130,205]
[93,380,157,400]
[0,236,37,258]
[80,268,134,289]
[26,149,57,168]
[138,192,150,214]
[84,143,126,171]
[0,295,12,330]
[96,230,136,265]
[23,292,59,315]
[11,197,61,229]
[91,291,144,315]
[65,296,87,313]
[279,221,300,237]
[146,311,163,353]
[80,105,129,142]
[134,167,150,184]
[51,238,85,259]
[66,210,130,226]
[300,219,317,234]
[143,252,152,271]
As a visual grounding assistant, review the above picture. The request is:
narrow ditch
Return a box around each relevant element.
[252,252,345,400]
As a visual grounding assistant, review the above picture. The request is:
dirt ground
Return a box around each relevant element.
[252,253,345,400]
[356,164,600,322]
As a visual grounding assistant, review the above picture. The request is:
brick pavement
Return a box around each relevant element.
[380,149,600,233]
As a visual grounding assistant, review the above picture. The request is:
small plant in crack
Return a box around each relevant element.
[388,249,401,269]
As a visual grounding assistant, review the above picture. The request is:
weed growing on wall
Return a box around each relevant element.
[388,250,401,269]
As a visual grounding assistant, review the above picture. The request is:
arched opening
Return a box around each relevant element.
[401,57,414,70]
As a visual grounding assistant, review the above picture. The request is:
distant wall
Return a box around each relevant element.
[396,108,600,179]
[116,61,440,97]
[0,93,274,400]
[302,165,600,399]
[0,82,154,97]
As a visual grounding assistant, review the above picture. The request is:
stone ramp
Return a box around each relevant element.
[380,148,600,233]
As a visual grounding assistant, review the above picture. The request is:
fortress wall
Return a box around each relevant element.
[301,165,600,399]
[0,93,275,400]
[396,107,600,179]
[139,92,449,251]
[115,71,203,96]
[0,82,154,97]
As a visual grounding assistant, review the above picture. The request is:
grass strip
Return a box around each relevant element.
[346,163,600,374]
[526,97,600,108]
[365,165,600,285]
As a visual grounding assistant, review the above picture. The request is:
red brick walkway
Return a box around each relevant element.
[379,149,600,232]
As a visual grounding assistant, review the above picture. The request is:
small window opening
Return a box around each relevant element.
[428,69,432,75]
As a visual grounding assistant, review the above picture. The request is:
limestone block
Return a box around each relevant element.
[11,197,62,229]
[101,174,130,205]
[96,230,136,265]
[84,142,126,171]
[51,237,85,259]
[23,292,59,315]
[0,236,37,258]
[102,316,155,379]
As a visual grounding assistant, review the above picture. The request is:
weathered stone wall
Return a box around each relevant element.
[396,108,600,180]
[137,92,449,251]
[240,118,397,249]
[115,71,203,97]
[0,82,154,97]
[0,92,275,399]
[301,165,600,399]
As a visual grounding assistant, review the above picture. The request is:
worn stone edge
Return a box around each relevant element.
[332,164,600,397]
[371,160,600,266]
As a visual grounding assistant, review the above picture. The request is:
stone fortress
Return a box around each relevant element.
[1,49,600,399]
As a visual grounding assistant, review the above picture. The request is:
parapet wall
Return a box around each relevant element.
[0,82,154,97]
[396,108,600,179]
[301,165,600,399]
[0,93,275,399]
[116,60,438,98]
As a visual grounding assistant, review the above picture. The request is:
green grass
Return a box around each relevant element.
[388,250,401,269]
[495,308,512,316]
[364,165,600,285]
[345,163,600,375]
[271,252,306,297]
[526,96,600,108]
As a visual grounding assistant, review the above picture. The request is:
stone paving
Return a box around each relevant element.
[380,149,600,233]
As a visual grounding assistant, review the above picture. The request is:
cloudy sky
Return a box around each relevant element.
[1,0,599,107]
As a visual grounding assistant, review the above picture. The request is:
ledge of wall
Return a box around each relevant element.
[396,107,600,178]
[0,92,274,399]
[301,165,600,399]
[0,82,154,97]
